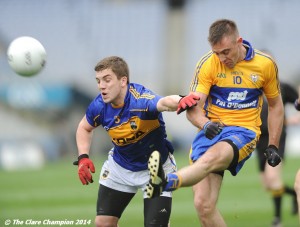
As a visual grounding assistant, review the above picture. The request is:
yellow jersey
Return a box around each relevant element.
[190,40,280,134]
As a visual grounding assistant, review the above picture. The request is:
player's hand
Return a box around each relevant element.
[177,94,200,115]
[264,145,281,167]
[203,121,223,140]
[73,154,95,185]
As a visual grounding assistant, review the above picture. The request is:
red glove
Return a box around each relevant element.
[73,154,95,185]
[177,94,200,115]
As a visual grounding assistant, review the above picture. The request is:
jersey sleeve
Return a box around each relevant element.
[85,95,103,127]
[262,59,281,99]
[190,51,214,95]
[141,88,162,114]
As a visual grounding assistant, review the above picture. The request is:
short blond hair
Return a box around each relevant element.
[94,56,129,83]
[208,19,239,45]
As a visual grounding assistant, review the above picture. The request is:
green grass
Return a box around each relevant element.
[0,153,299,227]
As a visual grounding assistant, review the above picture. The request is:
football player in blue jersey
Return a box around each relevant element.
[73,56,199,227]
[146,19,284,227]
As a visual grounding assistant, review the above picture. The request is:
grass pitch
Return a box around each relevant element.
[0,152,299,227]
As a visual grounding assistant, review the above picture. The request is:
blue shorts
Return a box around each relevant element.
[190,126,258,176]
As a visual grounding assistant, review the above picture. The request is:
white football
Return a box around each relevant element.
[7,36,46,77]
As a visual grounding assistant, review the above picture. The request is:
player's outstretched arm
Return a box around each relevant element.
[74,116,96,185]
[157,94,200,113]
[156,95,182,112]
[177,94,201,114]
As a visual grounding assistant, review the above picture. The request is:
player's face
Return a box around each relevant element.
[212,36,242,69]
[95,68,127,105]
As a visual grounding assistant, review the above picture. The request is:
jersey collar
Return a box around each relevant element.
[243,40,255,61]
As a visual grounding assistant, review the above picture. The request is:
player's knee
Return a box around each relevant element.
[294,170,300,194]
[296,185,300,195]
[194,196,216,217]
[95,216,118,227]
[199,153,221,172]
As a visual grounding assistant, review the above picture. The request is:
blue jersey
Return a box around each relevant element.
[85,83,174,171]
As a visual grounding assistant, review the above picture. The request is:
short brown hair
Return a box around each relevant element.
[208,19,239,45]
[94,56,130,83]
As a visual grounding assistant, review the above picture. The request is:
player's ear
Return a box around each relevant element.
[237,37,243,44]
[121,76,127,86]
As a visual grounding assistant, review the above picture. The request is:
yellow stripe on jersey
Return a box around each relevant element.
[93,115,100,127]
[129,86,155,99]
[108,116,160,146]
[190,51,213,93]
[190,49,280,134]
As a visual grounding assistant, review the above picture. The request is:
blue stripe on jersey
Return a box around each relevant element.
[209,86,263,110]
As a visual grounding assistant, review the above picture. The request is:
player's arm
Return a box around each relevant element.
[157,94,200,112]
[76,115,95,156]
[156,95,182,112]
[185,91,223,139]
[263,95,284,167]
[267,95,284,147]
[74,115,96,185]
[185,91,208,129]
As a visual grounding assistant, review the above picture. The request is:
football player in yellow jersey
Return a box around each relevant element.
[146,19,284,227]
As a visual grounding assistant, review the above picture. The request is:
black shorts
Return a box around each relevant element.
[96,184,172,226]
[256,132,286,172]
